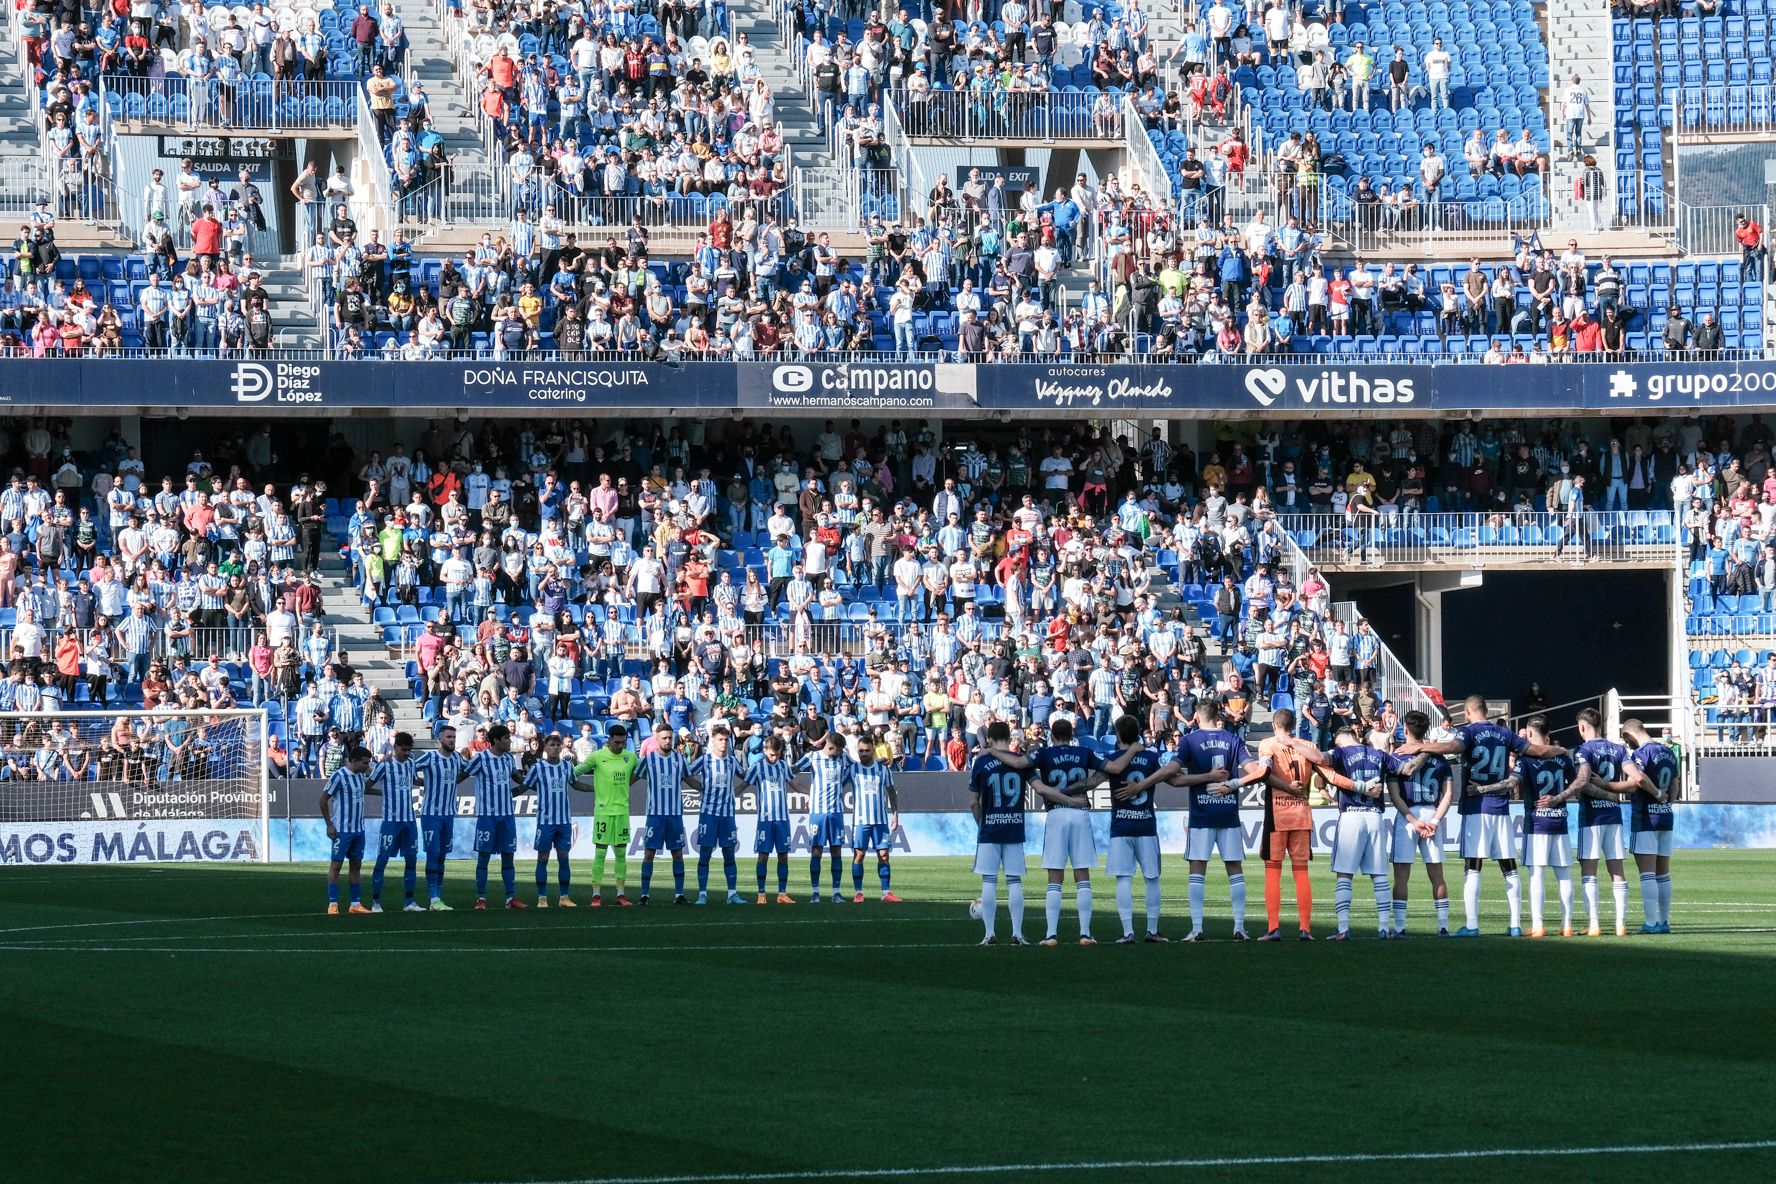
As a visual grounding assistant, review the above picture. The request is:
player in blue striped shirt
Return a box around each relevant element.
[751,735,797,903]
[796,735,856,903]
[638,726,690,905]
[459,724,527,910]
[415,725,465,910]
[686,725,747,905]
[524,732,595,907]
[321,746,373,914]
[850,734,903,903]
[366,733,422,913]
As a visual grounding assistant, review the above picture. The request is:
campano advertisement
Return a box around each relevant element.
[739,361,980,410]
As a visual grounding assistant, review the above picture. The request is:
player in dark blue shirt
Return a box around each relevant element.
[969,720,1036,946]
[1130,701,1274,941]
[1619,718,1680,934]
[1027,718,1103,946]
[1404,695,1563,937]
[1102,714,1169,944]
[1385,710,1454,937]
[1570,707,1633,936]
[1515,720,1581,938]
[1309,728,1408,940]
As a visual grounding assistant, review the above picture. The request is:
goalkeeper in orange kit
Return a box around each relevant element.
[1256,709,1317,941]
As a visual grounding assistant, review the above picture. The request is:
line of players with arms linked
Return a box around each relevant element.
[311,692,1681,942]
[967,696,1679,945]
[318,718,908,913]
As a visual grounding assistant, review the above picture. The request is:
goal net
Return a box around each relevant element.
[0,709,269,867]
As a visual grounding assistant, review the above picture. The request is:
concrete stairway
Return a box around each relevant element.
[1543,0,1618,231]
[315,550,430,739]
[738,5,826,155]
[386,0,497,226]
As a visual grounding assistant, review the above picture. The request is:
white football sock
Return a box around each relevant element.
[1044,882,1062,940]
[1640,872,1660,926]
[1529,866,1546,931]
[1434,896,1450,931]
[1613,877,1629,929]
[1077,880,1093,939]
[981,875,998,941]
[1582,874,1599,927]
[1227,872,1246,932]
[1334,877,1353,934]
[1503,868,1522,930]
[1144,876,1162,936]
[1657,874,1672,926]
[1556,867,1573,929]
[1373,874,1393,933]
[1115,876,1135,938]
[1006,877,1024,941]
[1392,897,1409,932]
[1188,872,1206,933]
[1463,868,1481,929]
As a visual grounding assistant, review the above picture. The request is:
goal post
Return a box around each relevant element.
[0,709,271,867]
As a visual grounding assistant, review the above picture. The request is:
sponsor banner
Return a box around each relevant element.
[256,804,1776,864]
[980,362,1430,413]
[6,357,1776,413]
[0,359,737,411]
[0,820,262,865]
[737,361,978,411]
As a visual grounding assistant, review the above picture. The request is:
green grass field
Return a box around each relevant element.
[2,852,1774,1184]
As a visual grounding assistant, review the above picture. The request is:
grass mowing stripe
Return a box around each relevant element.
[453,1140,1776,1184]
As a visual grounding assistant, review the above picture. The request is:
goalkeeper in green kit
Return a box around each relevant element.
[574,724,638,907]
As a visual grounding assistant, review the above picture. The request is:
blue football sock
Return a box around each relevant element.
[641,859,654,897]
[724,851,737,892]
[672,861,684,896]
[425,856,442,898]
[558,859,570,893]
[879,860,891,892]
[327,881,339,904]
[853,859,865,892]
[756,856,768,894]
[829,850,843,891]
[777,857,790,893]
[536,858,549,895]
[370,864,386,903]
[810,852,821,891]
[500,859,515,900]
[698,850,711,892]
[475,854,490,896]
[348,882,361,904]
[402,859,415,902]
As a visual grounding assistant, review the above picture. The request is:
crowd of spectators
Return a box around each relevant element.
[0,420,364,782]
[318,412,1436,778]
[451,0,787,225]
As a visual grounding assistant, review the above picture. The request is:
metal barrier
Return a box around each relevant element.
[0,623,340,666]
[1283,511,1681,569]
[100,75,361,132]
[887,88,1119,142]
[1273,527,1440,720]
[1305,176,1552,254]
[1674,83,1776,138]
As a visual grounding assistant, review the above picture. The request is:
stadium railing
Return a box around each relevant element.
[1283,511,1681,569]
[17,345,1776,366]
[1273,528,1441,721]
[1673,82,1776,137]
[99,75,362,133]
[888,88,1114,143]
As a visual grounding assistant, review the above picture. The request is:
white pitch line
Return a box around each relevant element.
[0,911,310,936]
[0,940,966,956]
[447,1140,1776,1184]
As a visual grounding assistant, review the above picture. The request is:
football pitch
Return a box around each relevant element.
[2,853,1774,1184]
